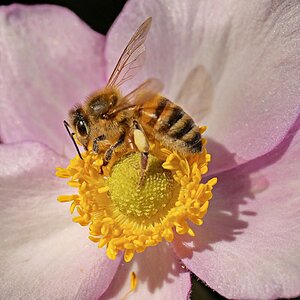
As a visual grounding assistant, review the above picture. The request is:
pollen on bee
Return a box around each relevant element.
[133,128,149,153]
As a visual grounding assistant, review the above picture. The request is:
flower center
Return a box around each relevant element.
[108,153,176,219]
[56,127,217,262]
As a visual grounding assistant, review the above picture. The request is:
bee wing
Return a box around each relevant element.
[107,17,152,88]
[109,78,163,115]
[176,65,214,122]
[125,77,164,106]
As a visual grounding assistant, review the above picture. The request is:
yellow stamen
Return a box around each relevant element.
[130,272,138,292]
[56,127,217,262]
[121,272,138,300]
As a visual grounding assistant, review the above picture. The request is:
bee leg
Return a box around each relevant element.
[101,132,126,173]
[139,152,149,185]
[127,136,136,151]
[132,121,149,184]
[93,134,106,153]
[92,135,106,174]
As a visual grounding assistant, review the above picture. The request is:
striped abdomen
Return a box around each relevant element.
[137,96,202,154]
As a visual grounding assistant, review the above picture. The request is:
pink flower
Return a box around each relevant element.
[0,1,299,299]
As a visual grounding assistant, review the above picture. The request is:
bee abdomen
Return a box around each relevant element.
[161,104,201,151]
[167,115,202,153]
[141,97,202,153]
[139,97,202,154]
[147,98,168,127]
[183,130,202,152]
[169,116,194,139]
[158,106,185,133]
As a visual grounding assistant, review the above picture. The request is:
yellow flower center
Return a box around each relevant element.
[108,153,177,219]
[56,127,217,262]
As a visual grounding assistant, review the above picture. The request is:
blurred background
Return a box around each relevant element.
[0,1,225,299]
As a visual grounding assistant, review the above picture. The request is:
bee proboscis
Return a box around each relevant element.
[64,17,202,179]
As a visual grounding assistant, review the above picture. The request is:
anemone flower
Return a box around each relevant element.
[0,1,299,299]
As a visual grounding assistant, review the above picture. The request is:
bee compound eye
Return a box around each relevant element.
[76,119,89,137]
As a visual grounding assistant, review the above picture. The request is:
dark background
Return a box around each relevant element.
[1,1,287,300]
[0,0,128,34]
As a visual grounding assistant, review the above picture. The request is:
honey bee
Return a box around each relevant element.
[64,17,202,178]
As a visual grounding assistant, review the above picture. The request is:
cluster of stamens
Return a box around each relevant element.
[56,126,217,262]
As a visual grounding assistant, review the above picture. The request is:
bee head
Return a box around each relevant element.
[87,89,119,120]
[69,107,90,150]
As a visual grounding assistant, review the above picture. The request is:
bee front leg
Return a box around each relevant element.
[93,134,106,153]
[101,132,126,173]
[132,121,149,184]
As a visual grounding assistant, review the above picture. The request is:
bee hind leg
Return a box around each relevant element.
[139,152,149,185]
[132,121,150,185]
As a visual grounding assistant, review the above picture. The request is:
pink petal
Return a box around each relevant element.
[173,119,300,299]
[106,0,300,172]
[101,243,191,299]
[0,5,106,156]
[0,142,120,299]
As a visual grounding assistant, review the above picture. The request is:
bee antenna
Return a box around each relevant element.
[63,120,83,160]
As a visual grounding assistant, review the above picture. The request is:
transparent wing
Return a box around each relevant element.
[107,17,152,88]
[109,78,164,115]
[176,65,214,122]
[125,78,163,106]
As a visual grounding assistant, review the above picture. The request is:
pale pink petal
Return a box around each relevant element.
[0,142,121,299]
[173,119,300,299]
[106,0,300,171]
[101,243,191,300]
[0,5,106,156]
